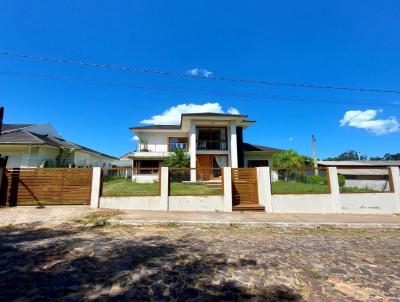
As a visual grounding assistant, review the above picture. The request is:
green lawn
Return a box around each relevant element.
[271,180,383,194]
[340,186,381,193]
[271,181,329,194]
[102,178,221,196]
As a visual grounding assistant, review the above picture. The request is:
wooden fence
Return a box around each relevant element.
[0,168,92,206]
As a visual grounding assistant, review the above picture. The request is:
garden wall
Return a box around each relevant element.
[338,193,398,214]
[168,195,224,212]
[91,167,400,214]
[270,194,333,213]
[100,196,164,211]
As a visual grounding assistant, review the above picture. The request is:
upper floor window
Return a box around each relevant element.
[168,137,188,151]
[197,127,227,150]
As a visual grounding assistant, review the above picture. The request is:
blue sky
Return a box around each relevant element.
[0,1,399,158]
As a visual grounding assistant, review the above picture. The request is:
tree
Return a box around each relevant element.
[325,150,367,161]
[272,149,310,169]
[164,149,190,168]
[272,150,311,180]
[370,153,400,160]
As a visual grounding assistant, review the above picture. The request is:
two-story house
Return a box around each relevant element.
[129,113,282,181]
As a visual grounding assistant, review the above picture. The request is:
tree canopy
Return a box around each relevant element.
[324,150,367,161]
[272,149,312,169]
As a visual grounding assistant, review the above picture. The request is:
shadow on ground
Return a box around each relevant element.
[0,224,302,301]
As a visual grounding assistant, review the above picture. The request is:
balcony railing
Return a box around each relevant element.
[136,143,188,152]
[197,140,228,151]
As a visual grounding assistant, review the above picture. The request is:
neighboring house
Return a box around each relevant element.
[0,123,116,168]
[317,160,400,191]
[129,113,282,181]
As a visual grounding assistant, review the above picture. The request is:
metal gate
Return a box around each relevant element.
[232,168,260,210]
[0,168,92,206]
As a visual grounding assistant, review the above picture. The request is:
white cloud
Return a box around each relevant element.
[132,135,139,141]
[187,68,213,78]
[141,102,240,125]
[339,109,400,135]
[288,137,294,141]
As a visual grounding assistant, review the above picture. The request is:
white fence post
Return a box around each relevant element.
[328,167,340,213]
[256,167,271,212]
[223,167,232,212]
[160,167,169,211]
[90,167,102,208]
[389,166,400,213]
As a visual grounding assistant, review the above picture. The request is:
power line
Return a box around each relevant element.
[1,70,399,108]
[1,51,400,94]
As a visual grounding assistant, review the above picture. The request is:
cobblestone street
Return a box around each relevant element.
[1,218,400,302]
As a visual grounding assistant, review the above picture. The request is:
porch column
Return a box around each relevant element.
[229,121,238,168]
[189,121,197,181]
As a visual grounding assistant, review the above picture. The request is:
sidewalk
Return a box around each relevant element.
[111,210,400,228]
[1,206,399,228]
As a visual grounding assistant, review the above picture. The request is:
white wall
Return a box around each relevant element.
[271,194,334,213]
[135,131,188,152]
[100,196,164,210]
[243,154,273,167]
[169,195,224,211]
[338,193,398,214]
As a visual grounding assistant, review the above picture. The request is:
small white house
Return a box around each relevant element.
[0,123,116,168]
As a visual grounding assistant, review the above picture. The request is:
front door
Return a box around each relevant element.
[196,155,228,181]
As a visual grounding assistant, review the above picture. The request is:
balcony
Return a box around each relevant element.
[197,140,228,151]
[136,143,188,153]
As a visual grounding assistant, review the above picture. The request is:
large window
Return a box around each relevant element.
[197,127,227,150]
[168,137,188,151]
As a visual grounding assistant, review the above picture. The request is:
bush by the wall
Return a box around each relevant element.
[295,173,326,185]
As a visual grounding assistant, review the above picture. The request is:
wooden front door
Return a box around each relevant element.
[196,155,227,181]
[196,155,213,181]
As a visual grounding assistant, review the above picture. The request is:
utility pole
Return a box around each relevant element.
[312,134,318,175]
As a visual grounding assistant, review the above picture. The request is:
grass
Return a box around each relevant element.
[103,178,159,196]
[271,181,329,194]
[169,182,221,195]
[103,178,221,196]
[77,210,122,227]
[340,186,382,193]
[271,180,383,194]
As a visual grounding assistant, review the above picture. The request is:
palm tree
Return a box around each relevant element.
[164,149,190,168]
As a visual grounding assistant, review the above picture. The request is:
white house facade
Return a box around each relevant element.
[129,113,282,181]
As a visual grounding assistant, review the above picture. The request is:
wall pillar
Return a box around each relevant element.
[160,167,169,211]
[189,121,197,181]
[257,167,272,212]
[229,121,238,168]
[90,167,102,208]
[223,167,232,212]
[328,167,340,213]
[389,166,400,213]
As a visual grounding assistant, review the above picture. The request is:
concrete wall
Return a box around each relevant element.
[131,174,159,183]
[271,194,334,213]
[92,166,400,214]
[100,196,164,211]
[338,193,398,214]
[344,179,390,191]
[169,195,224,212]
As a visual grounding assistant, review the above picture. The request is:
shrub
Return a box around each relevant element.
[295,173,327,185]
[338,175,345,187]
